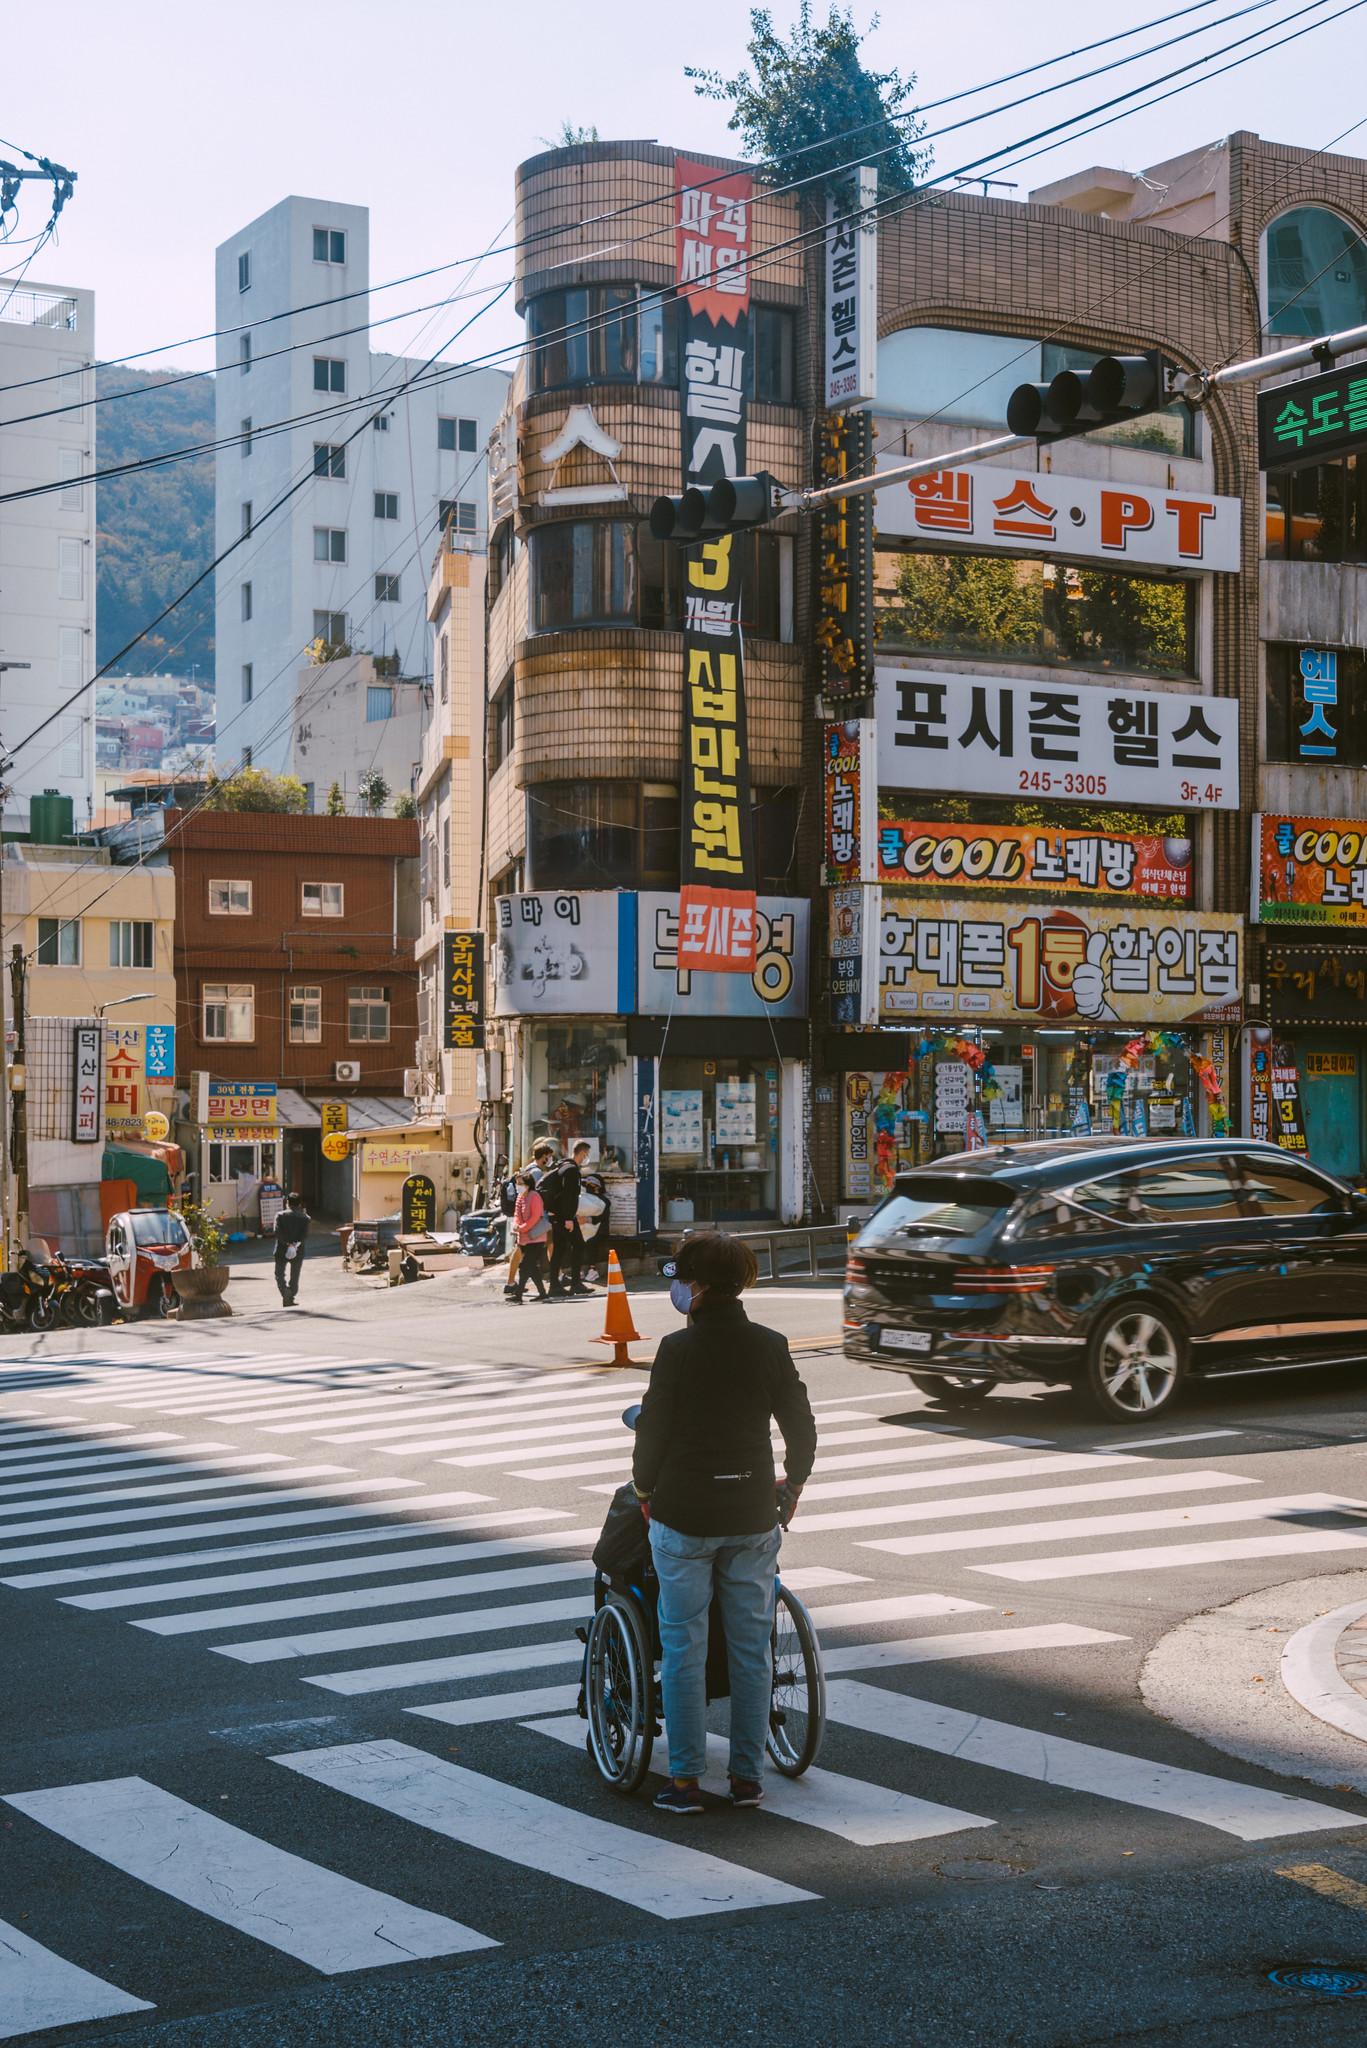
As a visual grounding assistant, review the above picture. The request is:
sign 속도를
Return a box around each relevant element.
[1258,363,1367,471]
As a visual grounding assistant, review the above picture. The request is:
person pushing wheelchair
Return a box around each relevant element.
[631,1231,816,1815]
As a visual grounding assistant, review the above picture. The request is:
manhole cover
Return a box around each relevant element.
[1267,1965,1367,1998]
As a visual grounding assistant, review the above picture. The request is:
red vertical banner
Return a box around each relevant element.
[675,156,758,973]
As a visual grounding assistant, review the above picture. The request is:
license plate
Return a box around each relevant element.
[879,1328,931,1354]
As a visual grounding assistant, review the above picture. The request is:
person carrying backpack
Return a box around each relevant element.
[542,1140,594,1297]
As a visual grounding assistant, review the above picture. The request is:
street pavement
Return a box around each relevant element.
[2,1258,1367,2044]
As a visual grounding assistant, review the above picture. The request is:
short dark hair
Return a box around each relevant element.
[572,1140,591,1157]
[533,1141,554,1159]
[674,1230,757,1298]
[287,1192,304,1209]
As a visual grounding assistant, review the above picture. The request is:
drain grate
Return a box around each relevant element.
[1267,1965,1367,1998]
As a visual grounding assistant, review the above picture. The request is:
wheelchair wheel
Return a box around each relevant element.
[767,1583,825,1778]
[585,1592,655,1793]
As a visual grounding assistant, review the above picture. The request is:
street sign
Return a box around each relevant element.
[321,1132,350,1164]
[1258,363,1367,469]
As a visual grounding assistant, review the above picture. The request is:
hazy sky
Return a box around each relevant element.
[5,0,1366,376]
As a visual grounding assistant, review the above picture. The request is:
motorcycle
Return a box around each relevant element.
[0,1255,54,1332]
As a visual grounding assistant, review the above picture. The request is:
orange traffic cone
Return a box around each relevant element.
[593,1250,643,1367]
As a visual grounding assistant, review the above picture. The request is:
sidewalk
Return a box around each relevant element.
[1281,1595,1367,1747]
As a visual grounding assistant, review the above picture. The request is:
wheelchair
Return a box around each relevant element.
[578,1557,827,1796]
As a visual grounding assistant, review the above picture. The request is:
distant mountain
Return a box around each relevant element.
[95,363,215,679]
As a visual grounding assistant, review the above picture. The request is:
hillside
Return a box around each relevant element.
[95,363,215,677]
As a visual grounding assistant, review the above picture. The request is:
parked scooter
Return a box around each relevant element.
[457,1205,508,1263]
[0,1254,55,1331]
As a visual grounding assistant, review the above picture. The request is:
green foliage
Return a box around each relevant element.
[325,781,346,817]
[358,768,390,813]
[688,5,928,193]
[540,121,600,147]
[201,767,310,814]
[178,1199,226,1269]
[392,792,417,819]
[95,365,215,675]
[885,552,1041,658]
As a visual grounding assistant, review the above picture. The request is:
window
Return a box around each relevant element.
[207,879,252,916]
[313,357,345,393]
[1265,644,1367,766]
[442,818,450,889]
[374,491,399,521]
[241,333,251,375]
[313,442,345,478]
[240,581,252,622]
[1264,206,1367,338]
[528,283,642,390]
[208,1139,277,1186]
[313,227,346,265]
[241,417,252,457]
[202,983,254,1042]
[289,985,322,1044]
[58,537,83,601]
[241,502,252,536]
[875,548,1195,680]
[489,519,518,601]
[241,663,253,704]
[860,1178,1012,1246]
[1266,454,1367,565]
[366,684,393,721]
[237,250,251,293]
[439,499,478,535]
[438,634,449,703]
[36,918,80,967]
[438,416,480,453]
[348,985,390,1042]
[59,625,82,697]
[752,305,796,403]
[374,573,400,603]
[1235,1157,1346,1217]
[243,746,252,768]
[491,677,515,769]
[302,881,344,917]
[57,448,83,509]
[313,609,346,646]
[108,920,153,969]
[531,523,790,639]
[1075,1160,1243,1225]
[373,413,390,433]
[313,527,347,563]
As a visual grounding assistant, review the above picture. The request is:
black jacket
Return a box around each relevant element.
[273,1207,309,1252]
[539,1160,581,1222]
[632,1296,817,1537]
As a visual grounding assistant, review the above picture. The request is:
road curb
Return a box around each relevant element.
[1281,1599,1367,1748]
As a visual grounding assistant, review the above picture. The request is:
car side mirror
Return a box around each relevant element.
[1350,1190,1367,1220]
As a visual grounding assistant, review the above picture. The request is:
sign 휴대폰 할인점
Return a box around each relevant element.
[71,1024,101,1144]
[876,818,1194,902]
[874,460,1240,571]
[491,892,635,1017]
[878,894,1241,1026]
[638,894,808,1017]
[442,931,485,1049]
[824,167,877,411]
[1258,363,1367,471]
[1253,812,1367,925]
[876,666,1238,810]
[674,153,758,975]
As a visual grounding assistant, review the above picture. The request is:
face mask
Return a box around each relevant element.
[669,1278,693,1316]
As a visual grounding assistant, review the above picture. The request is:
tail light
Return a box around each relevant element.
[845,1255,868,1284]
[951,1265,1054,1294]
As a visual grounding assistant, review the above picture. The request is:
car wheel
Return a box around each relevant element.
[1085,1300,1185,1423]
[908,1373,992,1408]
[151,1278,176,1320]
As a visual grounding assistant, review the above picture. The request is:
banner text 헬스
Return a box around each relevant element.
[675,155,758,973]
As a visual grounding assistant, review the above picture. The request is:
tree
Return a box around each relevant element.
[540,121,600,148]
[393,792,417,820]
[201,766,309,814]
[688,6,929,193]
[325,781,346,817]
[358,768,390,814]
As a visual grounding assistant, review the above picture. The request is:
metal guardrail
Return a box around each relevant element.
[0,288,78,330]
[724,1223,852,1281]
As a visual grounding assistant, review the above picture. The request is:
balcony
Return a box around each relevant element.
[0,287,78,331]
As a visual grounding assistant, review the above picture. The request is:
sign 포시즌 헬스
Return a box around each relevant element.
[824,167,877,410]
[1258,363,1367,471]
[674,153,758,975]
[876,666,1239,811]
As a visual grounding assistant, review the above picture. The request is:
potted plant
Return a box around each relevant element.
[172,1199,233,1318]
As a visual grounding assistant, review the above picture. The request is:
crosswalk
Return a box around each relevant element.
[2,1341,1367,2037]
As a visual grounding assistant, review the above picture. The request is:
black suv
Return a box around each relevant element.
[844,1136,1367,1423]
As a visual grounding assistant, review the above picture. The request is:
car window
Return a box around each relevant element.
[860,1177,1013,1246]
[1234,1159,1346,1218]
[1010,1194,1113,1241]
[1074,1158,1243,1225]
[131,1212,188,1246]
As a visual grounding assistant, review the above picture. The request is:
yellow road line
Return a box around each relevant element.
[1277,1863,1367,1915]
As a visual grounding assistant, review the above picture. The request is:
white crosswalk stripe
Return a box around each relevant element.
[862,1492,1367,1559]
[0,1917,151,2038]
[977,1526,1367,1581]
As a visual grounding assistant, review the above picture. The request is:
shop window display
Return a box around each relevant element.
[525,1024,633,1169]
[659,1056,780,1223]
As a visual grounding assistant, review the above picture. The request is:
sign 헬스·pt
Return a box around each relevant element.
[674,153,758,975]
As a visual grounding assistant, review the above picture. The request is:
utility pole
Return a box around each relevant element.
[9,946,28,1261]
[0,683,26,1269]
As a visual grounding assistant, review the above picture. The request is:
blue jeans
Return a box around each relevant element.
[649,1519,781,1783]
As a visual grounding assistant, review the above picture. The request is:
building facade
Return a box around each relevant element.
[0,280,96,832]
[211,196,508,787]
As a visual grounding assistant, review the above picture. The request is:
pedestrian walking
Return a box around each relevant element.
[504,1141,556,1299]
[631,1231,816,1814]
[508,1172,551,1303]
[542,1140,594,1297]
[273,1192,310,1307]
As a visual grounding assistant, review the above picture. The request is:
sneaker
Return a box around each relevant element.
[570,1285,595,1298]
[653,1779,705,1816]
[728,1777,764,1808]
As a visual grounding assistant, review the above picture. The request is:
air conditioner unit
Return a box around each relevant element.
[402,1068,420,1099]
[334,1060,361,1084]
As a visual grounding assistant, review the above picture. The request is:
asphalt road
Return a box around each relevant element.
[2,1255,1367,2046]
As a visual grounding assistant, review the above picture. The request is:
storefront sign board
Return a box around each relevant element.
[207,1081,278,1126]
[876,818,1194,901]
[1253,812,1367,926]
[817,414,876,703]
[1265,943,1367,1027]
[822,720,877,882]
[878,893,1241,1025]
[492,892,635,1017]
[874,460,1240,572]
[442,931,485,1049]
[876,666,1238,811]
[828,884,880,1027]
[638,895,808,1016]
[104,1027,148,1139]
[71,1024,101,1145]
[360,1143,428,1174]
[824,168,877,410]
[144,1024,174,1079]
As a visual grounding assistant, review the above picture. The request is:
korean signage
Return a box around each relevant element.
[675,153,758,974]
[1258,363,1367,471]
[144,1023,174,1080]
[824,166,877,410]
[1266,944,1367,1027]
[877,819,1194,903]
[320,1101,348,1139]
[1248,1038,1307,1153]
[206,1080,278,1128]
[817,412,876,703]
[876,666,1239,811]
[442,930,485,1050]
[1253,812,1367,926]
[104,1029,147,1138]
[1285,648,1341,762]
[71,1024,101,1145]
[401,1172,436,1234]
[874,460,1240,572]
[828,884,880,1027]
[491,892,635,1017]
[878,895,1241,1027]
[639,894,808,1017]
[360,1143,428,1175]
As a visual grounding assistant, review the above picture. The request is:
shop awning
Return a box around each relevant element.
[275,1093,423,1132]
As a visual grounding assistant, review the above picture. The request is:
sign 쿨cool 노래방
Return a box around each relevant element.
[674,154,758,975]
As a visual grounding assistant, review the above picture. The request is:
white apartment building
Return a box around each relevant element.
[212,196,508,790]
[0,280,96,831]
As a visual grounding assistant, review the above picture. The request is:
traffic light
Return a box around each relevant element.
[1006,350,1169,443]
[649,472,779,543]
